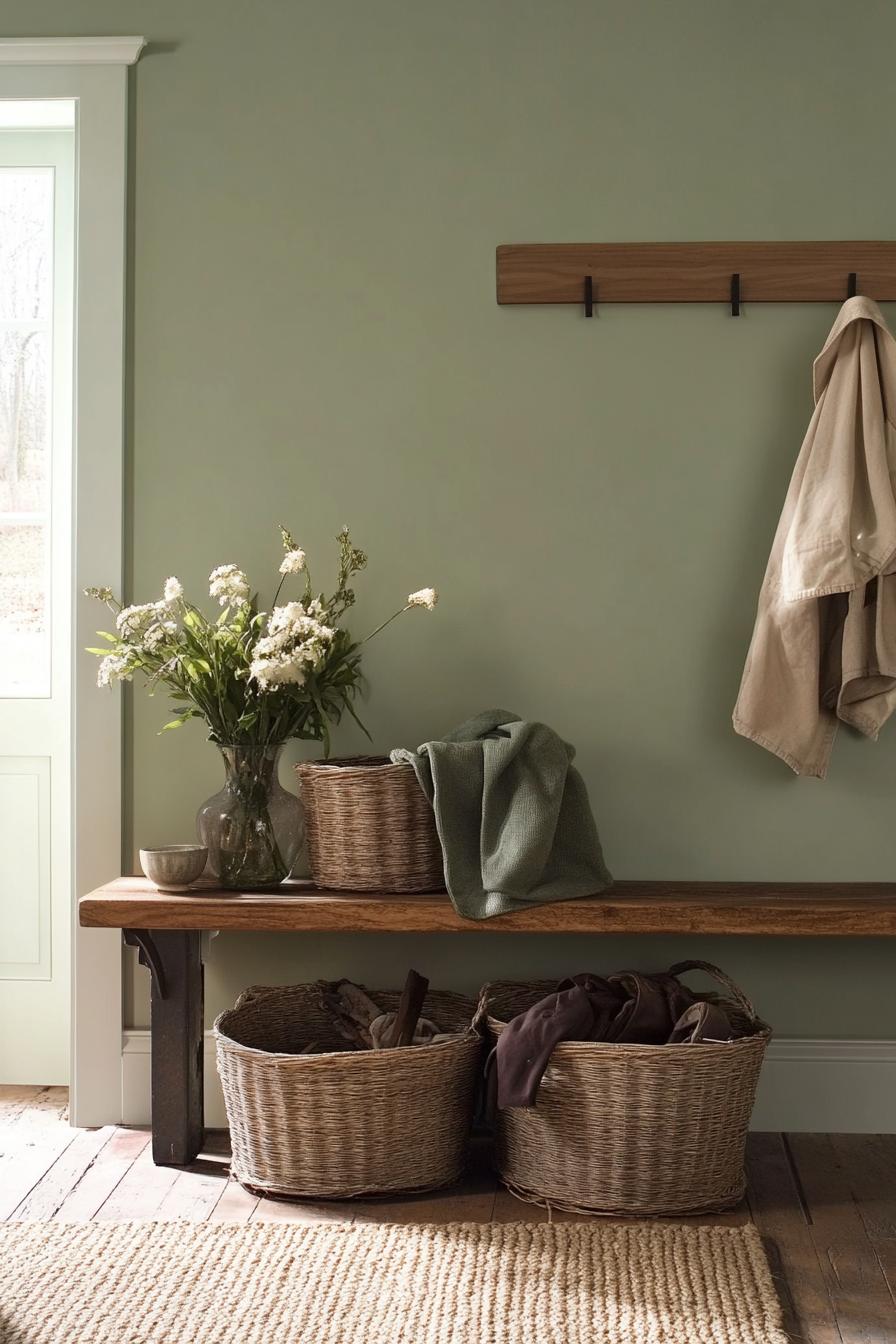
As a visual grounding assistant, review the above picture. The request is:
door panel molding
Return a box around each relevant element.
[0,756,51,979]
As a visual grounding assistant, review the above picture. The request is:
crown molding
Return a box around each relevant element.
[0,37,146,66]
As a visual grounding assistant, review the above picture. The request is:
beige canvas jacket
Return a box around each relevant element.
[734,296,896,778]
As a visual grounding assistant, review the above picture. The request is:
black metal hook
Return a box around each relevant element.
[730,273,741,317]
[848,272,858,298]
[584,274,595,318]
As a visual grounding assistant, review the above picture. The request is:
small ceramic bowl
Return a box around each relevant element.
[139,845,208,893]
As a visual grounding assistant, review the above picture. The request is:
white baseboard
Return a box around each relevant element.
[121,1032,896,1134]
[750,1038,896,1132]
[122,1030,229,1129]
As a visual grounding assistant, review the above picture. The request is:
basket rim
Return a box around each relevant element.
[485,1012,772,1050]
[213,1017,481,1061]
[213,985,482,1060]
[296,755,414,774]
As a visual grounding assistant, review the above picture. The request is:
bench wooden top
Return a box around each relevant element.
[78,877,896,935]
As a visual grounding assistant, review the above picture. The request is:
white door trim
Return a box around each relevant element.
[0,41,145,1123]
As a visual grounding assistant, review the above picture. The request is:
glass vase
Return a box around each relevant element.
[196,744,304,889]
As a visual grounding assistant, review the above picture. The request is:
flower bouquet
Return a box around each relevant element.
[87,526,437,887]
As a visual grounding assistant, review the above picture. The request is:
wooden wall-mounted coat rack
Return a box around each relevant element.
[496,242,896,317]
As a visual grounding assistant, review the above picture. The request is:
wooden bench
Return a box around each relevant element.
[79,877,896,1166]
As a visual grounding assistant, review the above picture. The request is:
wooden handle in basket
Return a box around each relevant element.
[471,983,492,1034]
[387,969,430,1047]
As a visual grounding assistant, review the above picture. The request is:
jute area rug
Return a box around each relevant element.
[0,1220,788,1344]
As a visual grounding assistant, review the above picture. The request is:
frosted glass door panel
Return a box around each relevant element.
[0,166,53,698]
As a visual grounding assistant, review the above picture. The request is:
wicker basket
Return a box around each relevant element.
[296,756,444,892]
[484,961,771,1217]
[215,983,481,1199]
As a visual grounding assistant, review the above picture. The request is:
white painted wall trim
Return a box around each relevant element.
[123,1032,229,1130]
[69,63,129,1125]
[121,1033,896,1134]
[0,59,135,1122]
[0,38,145,66]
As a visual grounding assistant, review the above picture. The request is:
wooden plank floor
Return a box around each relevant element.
[2,1088,894,1343]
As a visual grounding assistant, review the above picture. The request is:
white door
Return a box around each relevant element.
[0,45,141,1123]
[0,104,74,1083]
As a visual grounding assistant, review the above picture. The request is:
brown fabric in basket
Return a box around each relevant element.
[668,1000,736,1044]
[492,970,736,1108]
[491,984,596,1109]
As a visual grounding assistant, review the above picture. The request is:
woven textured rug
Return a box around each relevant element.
[0,1221,788,1344]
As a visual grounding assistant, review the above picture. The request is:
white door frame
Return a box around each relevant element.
[0,37,144,1124]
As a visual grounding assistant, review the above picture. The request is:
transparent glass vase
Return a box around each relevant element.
[196,744,304,889]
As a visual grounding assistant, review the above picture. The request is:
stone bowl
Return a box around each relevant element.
[139,845,208,893]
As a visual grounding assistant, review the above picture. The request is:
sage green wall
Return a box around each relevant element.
[14,0,896,1033]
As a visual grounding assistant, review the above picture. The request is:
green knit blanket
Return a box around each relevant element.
[391,710,613,920]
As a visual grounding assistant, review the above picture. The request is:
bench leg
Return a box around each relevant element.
[124,928,204,1166]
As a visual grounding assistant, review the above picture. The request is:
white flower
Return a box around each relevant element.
[116,602,152,641]
[407,587,438,610]
[97,652,134,688]
[249,601,336,690]
[279,548,306,575]
[249,653,309,690]
[266,601,335,640]
[115,601,176,653]
[143,615,177,651]
[209,564,250,607]
[117,602,160,643]
[163,576,183,604]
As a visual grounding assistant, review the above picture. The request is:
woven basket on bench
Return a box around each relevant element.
[296,756,444,892]
[215,983,481,1199]
[483,961,771,1217]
